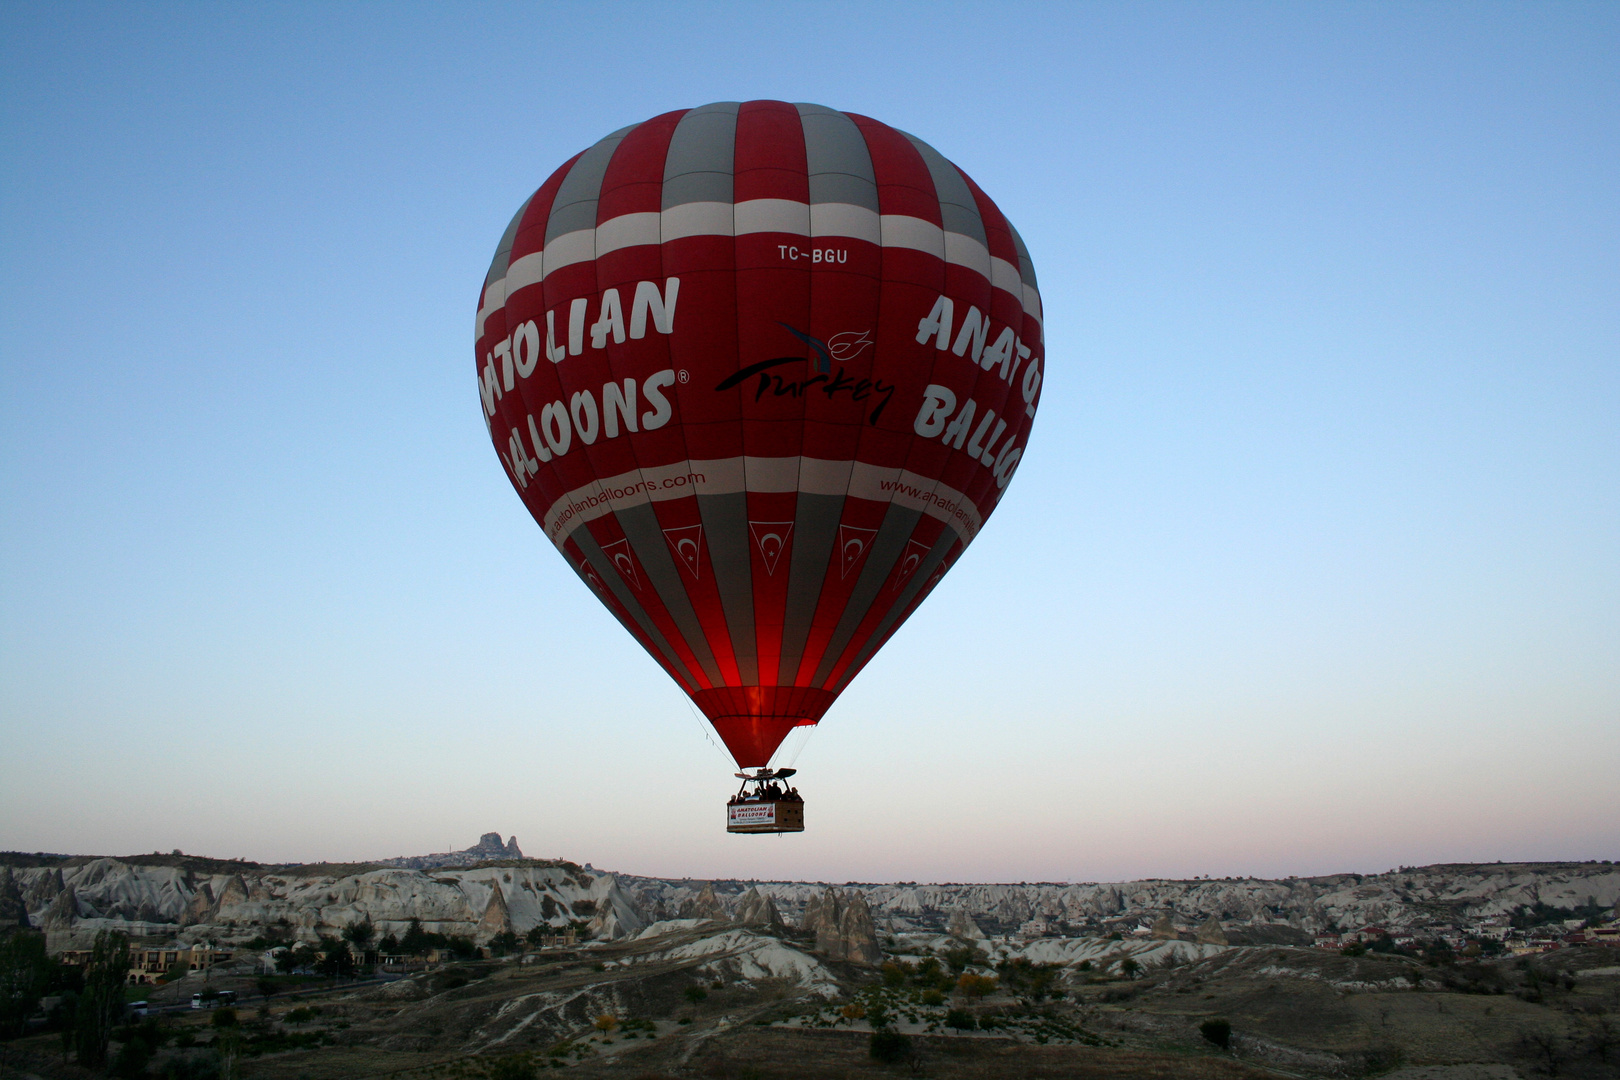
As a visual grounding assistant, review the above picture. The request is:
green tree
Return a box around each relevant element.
[73,929,130,1069]
[315,937,355,979]
[488,931,521,957]
[276,943,319,973]
[401,918,445,957]
[1200,1017,1231,1049]
[342,917,375,958]
[0,930,54,1038]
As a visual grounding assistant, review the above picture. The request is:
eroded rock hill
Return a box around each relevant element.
[4,841,1613,957]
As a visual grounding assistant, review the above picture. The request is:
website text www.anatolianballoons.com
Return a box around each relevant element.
[876,478,976,532]
[549,472,707,536]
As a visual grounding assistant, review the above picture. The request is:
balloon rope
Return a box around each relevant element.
[771,722,818,771]
[682,697,733,764]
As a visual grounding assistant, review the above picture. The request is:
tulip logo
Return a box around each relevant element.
[777,323,871,374]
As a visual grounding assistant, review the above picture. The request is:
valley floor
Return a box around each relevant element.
[2,925,1617,1080]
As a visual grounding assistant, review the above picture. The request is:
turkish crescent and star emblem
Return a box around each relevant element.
[600,538,641,590]
[663,524,705,579]
[749,521,795,576]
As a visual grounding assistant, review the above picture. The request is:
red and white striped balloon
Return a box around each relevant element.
[474,101,1043,768]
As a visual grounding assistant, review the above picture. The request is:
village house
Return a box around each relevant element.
[57,944,235,984]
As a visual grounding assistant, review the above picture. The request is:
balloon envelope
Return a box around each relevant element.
[475,101,1043,767]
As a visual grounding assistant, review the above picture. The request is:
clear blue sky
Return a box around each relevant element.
[2,2,1615,883]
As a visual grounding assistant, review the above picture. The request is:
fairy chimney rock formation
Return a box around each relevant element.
[678,882,727,922]
[835,891,883,965]
[24,867,64,913]
[475,881,514,940]
[39,885,79,930]
[181,884,216,927]
[1150,912,1179,940]
[214,875,250,911]
[802,886,843,937]
[947,907,985,941]
[1196,914,1229,945]
[809,889,881,965]
[733,887,784,930]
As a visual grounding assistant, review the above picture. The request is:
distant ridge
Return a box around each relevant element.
[375,831,524,870]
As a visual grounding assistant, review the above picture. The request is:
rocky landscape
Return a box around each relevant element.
[3,837,1616,956]
[3,841,1618,1079]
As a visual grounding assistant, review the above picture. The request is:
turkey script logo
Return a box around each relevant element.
[713,324,891,424]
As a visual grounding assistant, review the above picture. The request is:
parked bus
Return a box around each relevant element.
[191,990,235,1010]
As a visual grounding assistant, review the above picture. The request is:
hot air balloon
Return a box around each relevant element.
[474,102,1043,832]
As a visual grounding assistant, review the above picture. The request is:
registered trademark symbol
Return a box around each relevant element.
[677,369,690,384]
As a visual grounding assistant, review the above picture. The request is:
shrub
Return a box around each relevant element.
[1119,957,1140,977]
[944,1008,976,1030]
[1078,959,1092,971]
[839,1001,866,1020]
[869,1028,912,1062]
[110,1037,151,1078]
[211,1007,238,1028]
[957,973,997,999]
[1200,1018,1231,1049]
[881,961,908,987]
[920,989,945,1007]
[684,985,708,1003]
[488,1056,537,1080]
[593,1014,617,1033]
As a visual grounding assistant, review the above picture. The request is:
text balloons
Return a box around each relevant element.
[475,102,1043,767]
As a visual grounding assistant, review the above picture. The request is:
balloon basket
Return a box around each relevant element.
[726,767,805,833]
[727,799,805,834]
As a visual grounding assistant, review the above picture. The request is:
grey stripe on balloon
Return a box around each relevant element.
[809,504,924,687]
[485,193,533,288]
[829,527,960,697]
[796,104,879,212]
[612,502,724,688]
[1009,222,1039,289]
[776,492,844,684]
[662,102,739,209]
[899,132,987,249]
[547,123,638,243]
[570,526,702,691]
[697,491,758,685]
